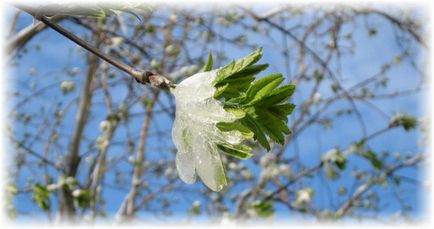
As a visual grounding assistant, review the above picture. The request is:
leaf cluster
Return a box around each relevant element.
[205,48,296,159]
[32,183,50,211]
[252,200,275,218]
[390,113,417,132]
[322,148,347,180]
[354,140,383,170]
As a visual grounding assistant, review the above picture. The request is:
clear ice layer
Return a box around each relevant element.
[171,70,243,191]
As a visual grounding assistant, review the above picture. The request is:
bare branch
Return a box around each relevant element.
[336,154,424,217]
[6,15,64,54]
[14,6,175,90]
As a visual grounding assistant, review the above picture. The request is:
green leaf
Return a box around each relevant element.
[216,122,254,139]
[73,189,92,208]
[214,83,229,99]
[212,49,265,101]
[390,113,417,131]
[324,162,339,180]
[189,201,202,215]
[268,103,296,122]
[241,113,270,150]
[216,68,295,150]
[225,71,294,150]
[32,183,50,211]
[322,148,347,175]
[203,53,213,72]
[334,155,347,170]
[223,107,246,119]
[216,121,254,159]
[254,84,296,107]
[251,76,284,104]
[214,48,263,85]
[255,109,287,144]
[217,143,253,159]
[252,201,275,218]
[362,150,382,170]
[218,74,256,85]
[214,64,268,86]
[245,73,282,103]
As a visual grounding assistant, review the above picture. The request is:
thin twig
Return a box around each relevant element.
[34,14,145,82]
[262,162,324,202]
[335,154,424,217]
[241,6,368,138]
[15,6,175,89]
[354,8,426,48]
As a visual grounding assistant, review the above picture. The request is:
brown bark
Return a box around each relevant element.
[59,33,101,221]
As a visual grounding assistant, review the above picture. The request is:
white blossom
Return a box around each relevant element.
[60,80,75,94]
[99,120,111,132]
[169,14,178,23]
[259,153,275,167]
[312,92,321,104]
[72,189,82,197]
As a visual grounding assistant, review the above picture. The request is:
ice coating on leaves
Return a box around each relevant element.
[172,70,244,191]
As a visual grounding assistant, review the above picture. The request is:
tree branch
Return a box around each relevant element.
[354,8,426,48]
[59,34,101,221]
[241,6,368,139]
[15,6,175,90]
[6,15,65,55]
[335,154,424,217]
[117,91,160,221]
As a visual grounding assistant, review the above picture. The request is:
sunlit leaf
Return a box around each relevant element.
[203,53,213,72]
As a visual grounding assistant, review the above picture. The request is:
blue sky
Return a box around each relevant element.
[6,4,426,223]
